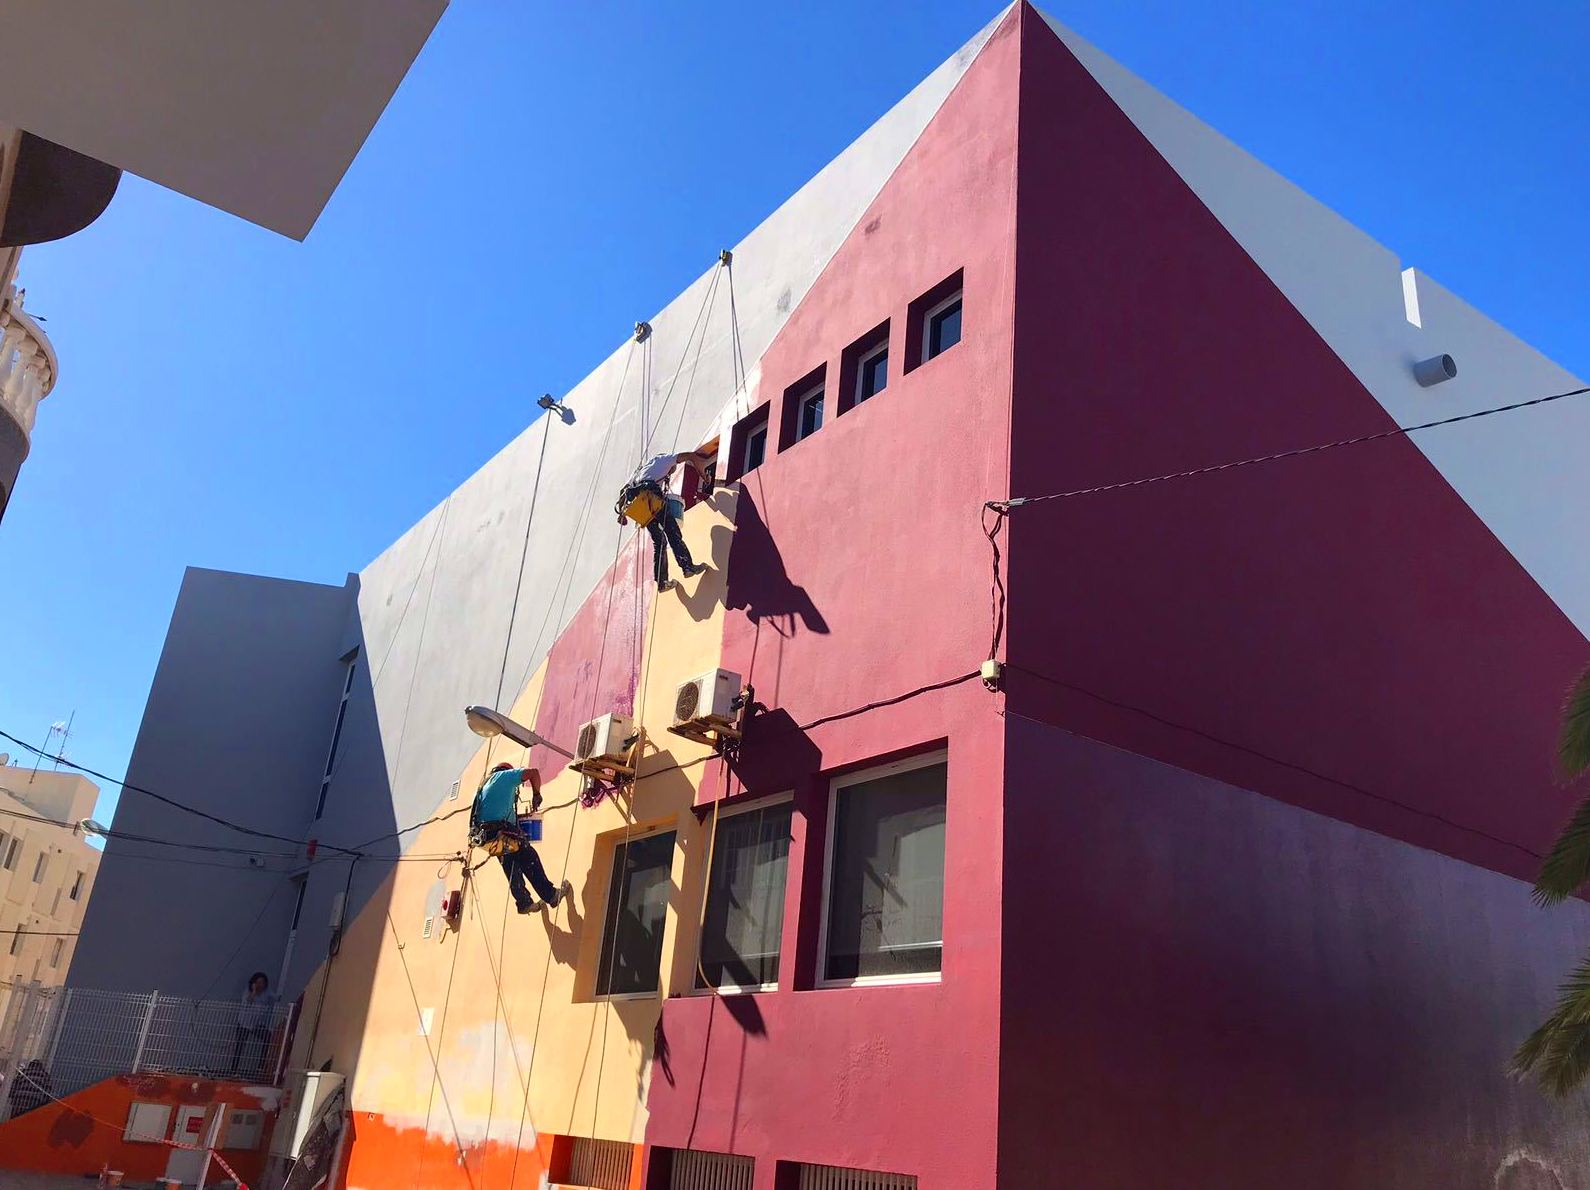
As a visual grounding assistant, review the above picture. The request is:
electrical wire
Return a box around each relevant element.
[990,383,1590,510]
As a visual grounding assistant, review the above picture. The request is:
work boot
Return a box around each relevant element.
[542,879,573,911]
[515,898,536,915]
[683,562,707,579]
[657,579,676,593]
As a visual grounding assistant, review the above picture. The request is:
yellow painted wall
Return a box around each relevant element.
[298,491,737,1167]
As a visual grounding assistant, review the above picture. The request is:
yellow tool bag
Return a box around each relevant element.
[472,825,523,857]
[620,486,666,527]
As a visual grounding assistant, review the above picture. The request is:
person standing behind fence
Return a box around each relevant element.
[5,1059,52,1118]
[231,972,277,1079]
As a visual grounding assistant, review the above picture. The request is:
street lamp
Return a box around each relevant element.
[463,706,574,759]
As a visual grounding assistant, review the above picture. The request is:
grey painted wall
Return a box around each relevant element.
[73,11,1007,1004]
[70,567,355,999]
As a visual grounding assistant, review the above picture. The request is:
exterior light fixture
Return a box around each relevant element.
[463,706,574,759]
[1412,354,1457,387]
[536,393,574,425]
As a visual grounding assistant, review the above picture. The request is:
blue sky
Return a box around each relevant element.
[3,0,1587,826]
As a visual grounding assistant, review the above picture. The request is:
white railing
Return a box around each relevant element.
[0,983,295,1122]
[0,289,56,440]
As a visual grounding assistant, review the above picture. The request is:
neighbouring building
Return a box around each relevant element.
[0,765,101,1058]
[0,1,448,523]
[50,4,1590,1187]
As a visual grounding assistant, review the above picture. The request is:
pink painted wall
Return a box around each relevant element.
[529,533,652,774]
[643,10,1023,1187]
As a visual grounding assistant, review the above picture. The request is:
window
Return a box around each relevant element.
[50,938,63,968]
[795,382,824,442]
[778,365,827,452]
[697,799,793,991]
[906,269,964,372]
[314,651,359,819]
[666,1149,755,1190]
[789,1162,916,1190]
[595,829,676,997]
[923,295,962,362]
[68,871,83,901]
[743,422,768,474]
[31,853,46,884]
[820,754,947,985]
[8,927,21,956]
[727,406,770,482]
[2,836,18,870]
[856,341,889,404]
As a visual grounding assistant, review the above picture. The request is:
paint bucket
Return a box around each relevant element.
[99,1173,124,1188]
[518,814,543,842]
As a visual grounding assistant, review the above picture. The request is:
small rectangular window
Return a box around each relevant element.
[923,294,962,362]
[68,871,83,901]
[50,938,63,968]
[838,321,890,417]
[795,384,824,442]
[821,754,947,985]
[31,853,46,884]
[856,342,889,403]
[2,837,18,870]
[697,799,793,991]
[905,269,964,373]
[727,406,771,482]
[8,928,21,956]
[595,830,676,997]
[777,365,827,452]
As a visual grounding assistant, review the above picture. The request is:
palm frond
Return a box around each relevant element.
[1532,792,1590,905]
[1559,665,1590,779]
[1513,953,1590,1094]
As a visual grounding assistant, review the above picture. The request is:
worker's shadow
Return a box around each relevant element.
[718,492,828,637]
[540,889,584,967]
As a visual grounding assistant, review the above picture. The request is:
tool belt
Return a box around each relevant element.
[472,822,526,857]
[618,482,667,527]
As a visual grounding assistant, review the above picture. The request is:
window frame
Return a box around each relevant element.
[920,290,963,365]
[68,871,83,901]
[593,824,679,1002]
[31,852,46,884]
[815,749,949,991]
[854,339,889,407]
[50,938,63,968]
[2,836,18,870]
[742,421,768,476]
[314,650,359,820]
[692,792,795,996]
[793,380,825,444]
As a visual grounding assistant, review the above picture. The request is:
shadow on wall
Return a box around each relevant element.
[720,489,828,638]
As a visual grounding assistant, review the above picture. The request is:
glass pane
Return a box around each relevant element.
[744,426,766,473]
[858,348,888,403]
[824,762,947,982]
[698,802,793,989]
[799,391,824,439]
[597,830,677,996]
[927,299,962,359]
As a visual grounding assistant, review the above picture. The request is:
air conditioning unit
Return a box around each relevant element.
[674,668,742,729]
[575,713,636,766]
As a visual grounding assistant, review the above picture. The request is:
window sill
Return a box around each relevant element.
[690,982,777,997]
[593,990,660,1003]
[812,972,942,991]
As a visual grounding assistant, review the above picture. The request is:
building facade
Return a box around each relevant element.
[0,766,101,1061]
[71,5,1590,1187]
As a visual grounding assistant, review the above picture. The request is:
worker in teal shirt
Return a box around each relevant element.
[472,762,567,912]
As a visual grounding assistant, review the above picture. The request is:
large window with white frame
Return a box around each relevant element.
[696,797,793,992]
[820,752,947,986]
[595,828,677,998]
[793,379,824,443]
[920,290,962,364]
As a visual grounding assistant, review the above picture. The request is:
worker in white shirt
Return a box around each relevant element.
[617,449,712,591]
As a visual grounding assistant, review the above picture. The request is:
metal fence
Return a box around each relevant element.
[0,982,295,1121]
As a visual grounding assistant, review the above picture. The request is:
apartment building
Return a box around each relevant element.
[66,5,1590,1187]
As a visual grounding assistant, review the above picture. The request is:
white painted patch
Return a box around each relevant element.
[1401,267,1422,327]
[418,1006,433,1036]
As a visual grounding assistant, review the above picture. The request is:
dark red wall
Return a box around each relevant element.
[999,717,1590,1187]
[1005,7,1586,887]
[1000,8,1590,1185]
[643,10,1023,1187]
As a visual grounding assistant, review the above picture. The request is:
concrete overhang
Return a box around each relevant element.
[0,0,449,241]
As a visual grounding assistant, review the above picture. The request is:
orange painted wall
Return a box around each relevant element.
[340,1111,640,1190]
[0,1073,275,1183]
